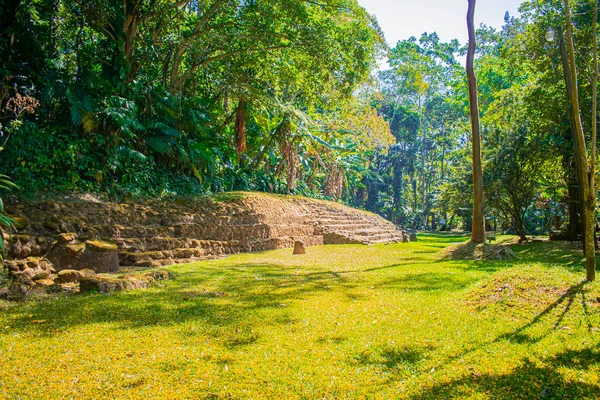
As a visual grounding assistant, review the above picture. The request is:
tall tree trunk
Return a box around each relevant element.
[466,0,485,243]
[558,28,586,246]
[565,156,583,240]
[440,142,448,231]
[564,0,596,281]
[592,0,598,251]
[421,134,426,227]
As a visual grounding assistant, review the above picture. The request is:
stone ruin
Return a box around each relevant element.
[1,193,406,296]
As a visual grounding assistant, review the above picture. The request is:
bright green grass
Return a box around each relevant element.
[0,234,599,399]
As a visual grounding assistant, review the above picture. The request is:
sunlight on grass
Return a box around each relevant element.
[0,234,598,399]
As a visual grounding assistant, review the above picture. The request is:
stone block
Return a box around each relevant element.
[293,240,306,255]
[57,269,82,283]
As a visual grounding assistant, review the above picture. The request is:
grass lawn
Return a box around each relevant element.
[0,234,599,399]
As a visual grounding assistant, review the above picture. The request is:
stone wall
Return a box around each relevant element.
[2,193,402,276]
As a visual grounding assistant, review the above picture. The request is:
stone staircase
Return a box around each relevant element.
[2,193,402,270]
[307,201,402,245]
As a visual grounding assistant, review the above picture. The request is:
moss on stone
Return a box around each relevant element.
[43,220,59,231]
[9,216,29,229]
[66,243,86,255]
[58,232,78,244]
[85,240,118,252]
[10,234,31,243]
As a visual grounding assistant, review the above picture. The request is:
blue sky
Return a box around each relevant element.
[358,0,524,46]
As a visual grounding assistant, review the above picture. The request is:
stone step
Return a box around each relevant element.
[370,238,402,244]
[314,217,372,224]
[318,223,374,231]
[77,213,268,227]
[119,247,214,265]
[90,223,275,241]
[312,214,367,221]
[267,224,318,237]
[354,228,397,236]
[357,232,397,240]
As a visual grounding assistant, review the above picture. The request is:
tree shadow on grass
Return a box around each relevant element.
[1,246,503,338]
[496,281,594,344]
[353,344,429,371]
[1,262,361,337]
[461,280,595,353]
[410,280,599,399]
[372,259,505,292]
[376,272,480,292]
[410,357,600,399]
[511,241,591,270]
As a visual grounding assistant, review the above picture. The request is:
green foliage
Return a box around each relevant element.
[0,0,391,202]
[484,129,553,239]
[0,174,17,260]
[0,0,594,245]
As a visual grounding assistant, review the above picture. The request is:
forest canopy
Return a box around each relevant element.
[0,0,598,244]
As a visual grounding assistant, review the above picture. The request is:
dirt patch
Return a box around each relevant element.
[440,240,516,261]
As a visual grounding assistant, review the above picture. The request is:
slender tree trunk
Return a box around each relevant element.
[421,134,426,227]
[441,142,448,231]
[466,0,485,243]
[564,0,596,281]
[558,28,586,245]
[592,0,598,251]
[411,176,417,211]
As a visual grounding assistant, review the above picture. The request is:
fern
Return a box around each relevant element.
[0,175,17,261]
[114,146,148,162]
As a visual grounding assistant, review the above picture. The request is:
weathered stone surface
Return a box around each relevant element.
[146,270,173,281]
[79,270,172,294]
[11,216,29,230]
[410,233,418,242]
[47,240,119,273]
[549,230,572,241]
[323,232,367,245]
[35,278,56,287]
[85,240,118,252]
[19,276,35,287]
[20,246,31,257]
[57,269,83,283]
[0,287,9,299]
[134,260,161,268]
[32,269,50,281]
[80,276,126,294]
[79,268,97,277]
[402,232,409,243]
[58,232,78,244]
[293,240,306,255]
[21,268,35,278]
[66,243,85,255]
[11,284,28,295]
[4,193,402,272]
[2,257,57,298]
[43,220,59,231]
[7,263,19,272]
[26,259,40,269]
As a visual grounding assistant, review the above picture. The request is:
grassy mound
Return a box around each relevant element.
[464,265,587,313]
[440,239,517,261]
